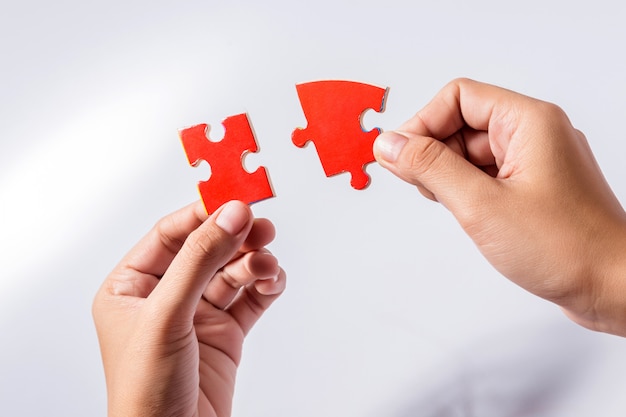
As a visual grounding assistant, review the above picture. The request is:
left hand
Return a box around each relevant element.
[92,200,286,417]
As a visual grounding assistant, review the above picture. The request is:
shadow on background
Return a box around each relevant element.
[392,320,598,417]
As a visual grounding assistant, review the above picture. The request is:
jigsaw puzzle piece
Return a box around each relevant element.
[179,113,274,214]
[292,80,388,189]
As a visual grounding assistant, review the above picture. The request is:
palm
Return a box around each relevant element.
[194,300,245,417]
[93,201,285,417]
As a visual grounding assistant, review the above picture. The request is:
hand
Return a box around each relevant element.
[374,78,626,336]
[92,200,286,417]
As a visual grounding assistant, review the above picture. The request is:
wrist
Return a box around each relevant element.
[563,216,626,337]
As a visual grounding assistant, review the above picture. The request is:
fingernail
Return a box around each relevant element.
[374,131,408,163]
[215,201,249,235]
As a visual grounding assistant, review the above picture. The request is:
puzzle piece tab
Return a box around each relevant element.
[292,80,388,189]
[179,113,274,214]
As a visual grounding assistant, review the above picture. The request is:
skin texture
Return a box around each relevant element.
[93,78,626,417]
[93,200,286,417]
[374,78,626,336]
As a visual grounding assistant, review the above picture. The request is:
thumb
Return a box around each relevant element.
[146,200,253,322]
[373,130,497,214]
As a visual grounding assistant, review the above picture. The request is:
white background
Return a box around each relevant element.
[2,1,626,416]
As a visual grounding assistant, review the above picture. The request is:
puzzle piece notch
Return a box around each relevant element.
[179,113,274,214]
[292,80,388,190]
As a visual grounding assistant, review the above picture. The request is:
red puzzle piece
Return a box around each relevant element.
[292,80,388,189]
[179,113,274,214]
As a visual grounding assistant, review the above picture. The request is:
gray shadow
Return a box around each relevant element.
[392,320,599,417]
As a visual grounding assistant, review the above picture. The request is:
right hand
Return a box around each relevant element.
[373,78,626,336]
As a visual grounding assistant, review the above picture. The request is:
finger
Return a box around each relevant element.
[399,78,543,165]
[220,218,276,269]
[373,78,549,214]
[236,218,276,256]
[416,183,437,202]
[228,268,287,336]
[400,128,498,201]
[453,128,496,167]
[203,249,280,310]
[146,200,254,322]
[429,125,495,170]
[122,201,208,277]
[253,272,285,296]
[374,130,498,216]
[100,201,208,299]
[400,78,513,137]
[402,128,496,204]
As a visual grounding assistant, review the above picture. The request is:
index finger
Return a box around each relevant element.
[119,200,209,278]
[399,78,545,167]
[114,201,276,280]
[409,78,543,132]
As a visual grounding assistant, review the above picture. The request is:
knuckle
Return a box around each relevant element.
[532,101,569,126]
[216,269,243,289]
[447,77,471,89]
[405,137,446,178]
[243,290,267,316]
[184,226,230,267]
[153,215,186,255]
